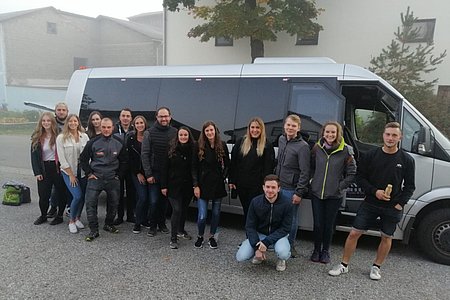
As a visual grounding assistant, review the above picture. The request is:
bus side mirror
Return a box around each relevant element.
[417,126,432,155]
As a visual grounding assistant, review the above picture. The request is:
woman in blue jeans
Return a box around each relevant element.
[193,121,230,249]
[310,121,356,263]
[56,114,90,233]
[126,115,150,234]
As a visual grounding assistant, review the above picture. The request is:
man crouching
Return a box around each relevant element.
[236,174,293,271]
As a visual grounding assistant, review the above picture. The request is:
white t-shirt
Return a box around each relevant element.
[42,137,56,161]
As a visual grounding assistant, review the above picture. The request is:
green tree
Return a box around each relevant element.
[163,0,323,62]
[369,7,448,138]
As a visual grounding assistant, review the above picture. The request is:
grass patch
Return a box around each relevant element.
[0,123,36,135]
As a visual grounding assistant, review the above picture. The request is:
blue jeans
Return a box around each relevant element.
[132,175,151,226]
[236,233,291,261]
[62,172,87,221]
[311,195,342,251]
[85,177,120,232]
[280,188,299,245]
[148,173,168,228]
[197,198,221,236]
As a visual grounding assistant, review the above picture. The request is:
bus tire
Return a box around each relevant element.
[416,208,450,265]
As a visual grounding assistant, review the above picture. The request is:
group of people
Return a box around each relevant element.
[30,103,415,278]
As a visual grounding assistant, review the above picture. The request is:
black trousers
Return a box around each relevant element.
[37,161,66,218]
[117,172,136,221]
[168,184,193,240]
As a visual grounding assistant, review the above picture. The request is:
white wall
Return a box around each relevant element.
[165,0,450,86]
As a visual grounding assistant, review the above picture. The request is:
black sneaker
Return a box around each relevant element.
[132,224,141,234]
[170,240,178,249]
[158,224,170,234]
[46,207,57,218]
[103,224,119,233]
[49,216,63,225]
[85,231,99,241]
[147,227,157,237]
[34,216,47,225]
[113,218,123,226]
[310,249,320,262]
[208,237,218,249]
[194,236,204,248]
[141,222,151,229]
[291,246,298,258]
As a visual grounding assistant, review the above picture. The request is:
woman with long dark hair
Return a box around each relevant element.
[56,114,90,233]
[31,112,66,225]
[86,111,102,139]
[193,121,230,249]
[229,117,274,224]
[161,127,196,249]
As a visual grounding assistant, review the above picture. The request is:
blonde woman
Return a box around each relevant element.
[31,112,66,225]
[56,114,90,233]
[229,117,275,224]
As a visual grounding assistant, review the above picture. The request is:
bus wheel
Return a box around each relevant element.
[417,208,450,265]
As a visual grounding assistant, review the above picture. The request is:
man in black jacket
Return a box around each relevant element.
[236,174,293,272]
[112,108,136,225]
[141,107,177,236]
[80,118,128,241]
[329,122,415,280]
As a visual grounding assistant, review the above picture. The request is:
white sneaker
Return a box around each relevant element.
[251,257,263,265]
[68,223,78,234]
[75,220,85,229]
[328,263,349,276]
[370,265,381,280]
[276,259,286,271]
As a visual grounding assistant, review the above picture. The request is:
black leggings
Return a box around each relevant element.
[168,185,193,240]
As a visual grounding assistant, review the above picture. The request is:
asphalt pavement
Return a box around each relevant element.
[0,134,448,300]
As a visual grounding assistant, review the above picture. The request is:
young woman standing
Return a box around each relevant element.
[229,117,275,224]
[31,112,66,225]
[56,114,90,233]
[310,121,356,263]
[161,127,196,249]
[86,111,102,139]
[193,121,230,249]
[127,115,149,234]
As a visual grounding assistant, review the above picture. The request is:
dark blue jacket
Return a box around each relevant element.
[246,193,293,249]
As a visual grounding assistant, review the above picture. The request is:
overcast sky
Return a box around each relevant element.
[0,0,164,20]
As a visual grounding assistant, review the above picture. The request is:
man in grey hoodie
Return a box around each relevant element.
[275,114,310,257]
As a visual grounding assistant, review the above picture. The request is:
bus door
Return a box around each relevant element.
[288,77,346,230]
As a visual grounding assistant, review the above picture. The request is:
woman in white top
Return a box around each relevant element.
[56,114,90,233]
[31,112,66,225]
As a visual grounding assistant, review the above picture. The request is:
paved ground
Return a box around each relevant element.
[0,134,449,300]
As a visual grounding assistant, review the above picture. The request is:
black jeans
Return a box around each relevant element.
[37,161,66,218]
[311,195,342,251]
[117,172,136,221]
[237,186,262,225]
[85,177,120,232]
[168,184,192,240]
